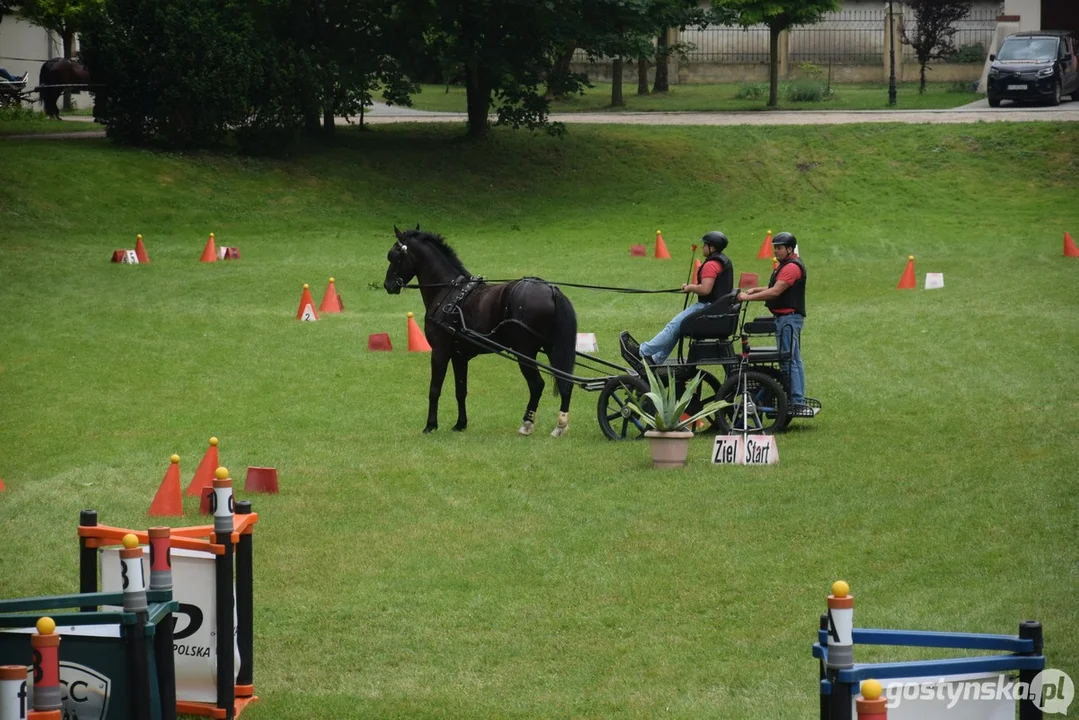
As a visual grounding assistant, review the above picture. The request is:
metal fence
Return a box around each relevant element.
[583,5,998,66]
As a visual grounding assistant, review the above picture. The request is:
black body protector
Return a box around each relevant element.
[698,251,733,305]
[765,257,807,316]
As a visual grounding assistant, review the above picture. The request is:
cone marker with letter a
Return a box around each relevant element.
[200,232,217,263]
[135,234,150,264]
[148,454,183,517]
[297,284,319,321]
[1064,231,1079,257]
[654,230,671,259]
[897,255,916,289]
[825,580,855,670]
[857,680,887,719]
[407,312,432,352]
[186,437,219,497]
[319,277,343,313]
[757,230,773,259]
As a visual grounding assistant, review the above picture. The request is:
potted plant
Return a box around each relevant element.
[626,364,730,469]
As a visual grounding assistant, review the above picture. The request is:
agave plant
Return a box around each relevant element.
[626,363,730,432]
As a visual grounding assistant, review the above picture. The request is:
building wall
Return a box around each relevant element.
[0,14,62,81]
[1002,0,1040,32]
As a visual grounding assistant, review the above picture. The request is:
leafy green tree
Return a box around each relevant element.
[734,0,839,107]
[901,0,972,94]
[19,0,103,109]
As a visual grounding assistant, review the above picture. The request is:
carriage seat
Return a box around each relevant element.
[679,291,741,340]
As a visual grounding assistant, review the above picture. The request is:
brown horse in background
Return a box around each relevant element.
[38,57,93,120]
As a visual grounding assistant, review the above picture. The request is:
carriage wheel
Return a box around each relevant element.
[714,369,790,435]
[682,370,724,435]
[596,374,650,441]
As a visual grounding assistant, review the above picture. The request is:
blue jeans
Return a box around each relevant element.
[640,302,706,364]
[776,313,805,405]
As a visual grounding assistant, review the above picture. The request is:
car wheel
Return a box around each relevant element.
[988,95,1001,108]
[1050,79,1062,106]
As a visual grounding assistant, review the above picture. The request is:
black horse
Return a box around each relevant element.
[384,227,578,436]
[38,57,93,120]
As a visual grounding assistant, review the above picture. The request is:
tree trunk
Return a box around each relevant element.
[637,55,649,96]
[919,62,927,94]
[547,45,575,100]
[464,60,490,138]
[611,58,624,106]
[323,107,335,133]
[62,30,74,112]
[652,31,669,93]
[768,24,780,108]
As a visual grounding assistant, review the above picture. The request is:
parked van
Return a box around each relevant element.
[986,31,1079,107]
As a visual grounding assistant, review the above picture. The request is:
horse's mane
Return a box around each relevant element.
[405,229,469,276]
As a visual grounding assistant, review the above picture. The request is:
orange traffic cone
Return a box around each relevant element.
[185,437,219,497]
[757,230,773,259]
[897,255,916,289]
[1064,231,1079,257]
[135,234,150,264]
[654,230,671,260]
[297,284,319,321]
[245,466,279,494]
[0,476,5,491]
[772,256,779,270]
[689,258,701,282]
[319,277,343,313]
[200,233,217,263]
[407,312,432,352]
[149,454,183,517]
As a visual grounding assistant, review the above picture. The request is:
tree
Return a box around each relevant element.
[0,1,20,25]
[734,0,839,107]
[902,0,972,94]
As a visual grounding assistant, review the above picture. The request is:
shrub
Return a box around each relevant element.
[734,82,768,100]
[948,43,986,64]
[785,80,828,103]
[946,80,979,93]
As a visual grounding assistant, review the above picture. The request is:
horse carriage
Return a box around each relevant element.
[384,227,821,440]
[0,58,95,118]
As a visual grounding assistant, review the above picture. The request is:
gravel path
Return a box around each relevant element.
[5,97,1076,140]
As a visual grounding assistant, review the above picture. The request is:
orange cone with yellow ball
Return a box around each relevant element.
[148,454,183,517]
[857,679,887,719]
[28,617,62,719]
[407,312,431,352]
[319,277,343,314]
[826,580,854,670]
[186,437,220,497]
[135,234,150,264]
[199,232,217,263]
[897,256,916,289]
[654,230,671,259]
[296,284,319,321]
[757,229,773,259]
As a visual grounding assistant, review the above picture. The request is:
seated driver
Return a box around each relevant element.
[622,231,734,366]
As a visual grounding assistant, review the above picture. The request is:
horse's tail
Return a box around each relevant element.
[548,287,577,398]
[39,59,61,119]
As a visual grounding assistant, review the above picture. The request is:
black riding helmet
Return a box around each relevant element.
[771,231,797,249]
[701,231,729,253]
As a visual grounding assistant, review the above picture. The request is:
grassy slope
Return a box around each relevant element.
[0,123,1077,719]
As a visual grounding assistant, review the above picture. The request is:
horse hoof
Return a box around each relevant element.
[452,423,467,432]
[551,412,569,437]
[550,425,569,438]
[422,425,437,434]
[518,421,535,436]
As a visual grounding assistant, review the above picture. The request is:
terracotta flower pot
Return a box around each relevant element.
[644,430,694,469]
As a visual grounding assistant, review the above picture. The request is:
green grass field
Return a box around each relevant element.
[408,81,982,113]
[0,121,1077,719]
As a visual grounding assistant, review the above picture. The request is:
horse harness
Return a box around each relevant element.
[426,276,550,356]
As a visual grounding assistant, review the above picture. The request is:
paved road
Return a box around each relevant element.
[6,97,1077,139]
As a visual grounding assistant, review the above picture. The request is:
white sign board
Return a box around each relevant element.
[860,673,1015,720]
[575,333,598,353]
[712,435,779,465]
[101,546,240,703]
[925,273,944,290]
[122,250,139,264]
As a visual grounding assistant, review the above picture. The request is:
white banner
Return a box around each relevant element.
[712,435,779,465]
[101,547,239,703]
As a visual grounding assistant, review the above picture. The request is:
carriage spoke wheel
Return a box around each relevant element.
[715,369,790,435]
[682,370,724,435]
[597,374,650,440]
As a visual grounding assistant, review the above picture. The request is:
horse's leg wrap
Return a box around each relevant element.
[550,411,569,438]
[518,409,536,436]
